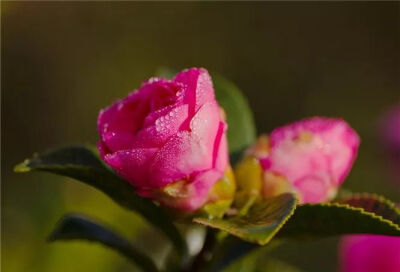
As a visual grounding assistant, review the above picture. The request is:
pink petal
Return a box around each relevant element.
[98,79,181,153]
[161,169,222,211]
[267,117,359,200]
[189,101,222,157]
[293,173,332,203]
[97,94,150,152]
[174,68,215,113]
[340,235,400,272]
[104,148,158,188]
[214,123,228,173]
[138,78,179,112]
[101,131,136,152]
[133,104,189,148]
[97,141,110,159]
[149,102,222,187]
[380,104,400,149]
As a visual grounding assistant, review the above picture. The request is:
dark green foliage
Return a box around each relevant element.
[14,145,187,259]
[49,214,159,272]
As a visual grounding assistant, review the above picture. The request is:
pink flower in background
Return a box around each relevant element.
[380,103,400,184]
[241,117,360,203]
[97,68,229,211]
[340,235,400,272]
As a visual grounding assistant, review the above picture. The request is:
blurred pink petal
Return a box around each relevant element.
[380,103,400,185]
[340,235,400,272]
[250,117,360,203]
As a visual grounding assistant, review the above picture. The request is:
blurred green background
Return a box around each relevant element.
[2,2,399,272]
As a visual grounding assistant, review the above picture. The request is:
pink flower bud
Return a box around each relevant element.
[237,117,360,204]
[340,235,400,272]
[97,68,229,212]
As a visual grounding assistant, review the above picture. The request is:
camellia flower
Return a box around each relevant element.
[97,68,234,213]
[235,117,360,205]
[339,235,400,272]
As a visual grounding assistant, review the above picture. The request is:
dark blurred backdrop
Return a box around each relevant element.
[2,2,399,272]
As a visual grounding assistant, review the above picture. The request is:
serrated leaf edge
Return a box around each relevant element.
[335,192,400,216]
[301,202,400,232]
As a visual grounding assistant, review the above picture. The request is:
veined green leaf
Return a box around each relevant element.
[14,145,187,258]
[48,214,159,272]
[194,194,297,246]
[209,193,400,271]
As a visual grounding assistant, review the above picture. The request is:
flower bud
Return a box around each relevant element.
[235,117,360,204]
[97,68,231,212]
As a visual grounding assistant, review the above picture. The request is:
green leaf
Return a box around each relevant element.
[14,145,187,258]
[48,214,159,272]
[209,194,400,271]
[336,193,400,225]
[212,194,400,271]
[155,67,257,157]
[212,73,256,156]
[277,202,400,239]
[193,193,297,246]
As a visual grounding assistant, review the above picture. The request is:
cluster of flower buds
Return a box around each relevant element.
[98,68,360,215]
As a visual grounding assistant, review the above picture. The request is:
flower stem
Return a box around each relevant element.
[183,228,217,272]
